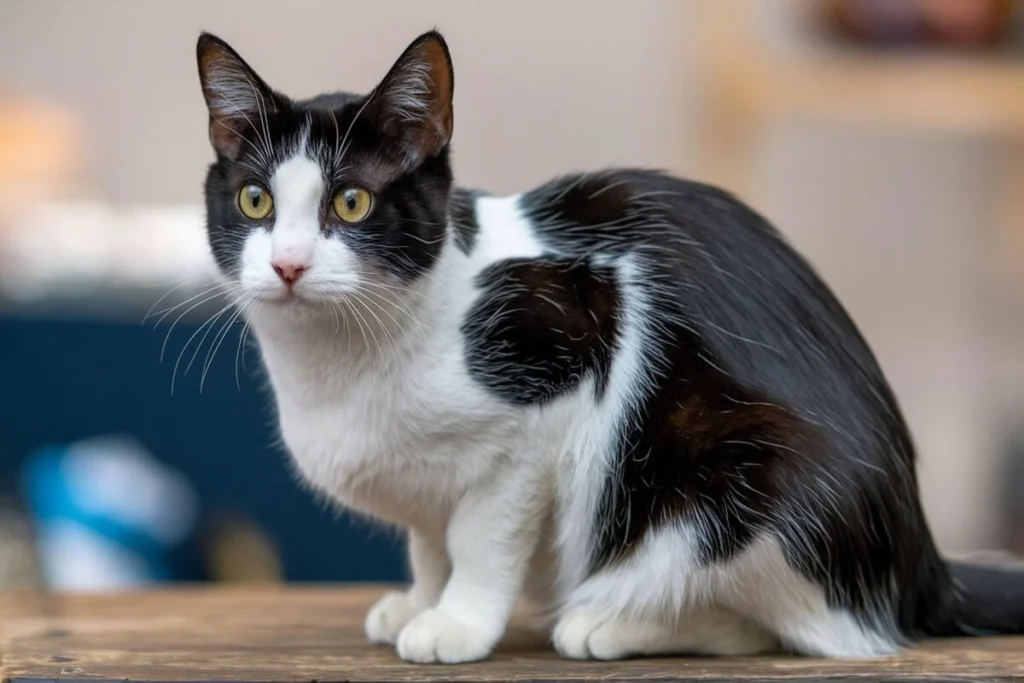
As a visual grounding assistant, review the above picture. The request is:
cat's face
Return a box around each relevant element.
[197,32,454,307]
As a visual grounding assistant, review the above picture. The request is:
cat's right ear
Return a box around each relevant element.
[366,31,454,169]
[196,33,278,160]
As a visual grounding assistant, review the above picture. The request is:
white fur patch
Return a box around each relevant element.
[557,527,896,658]
[270,154,322,261]
[551,254,656,597]
[470,195,545,265]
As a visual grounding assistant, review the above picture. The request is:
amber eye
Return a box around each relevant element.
[332,187,373,223]
[237,184,273,220]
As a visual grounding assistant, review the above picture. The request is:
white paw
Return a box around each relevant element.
[395,608,497,664]
[365,591,423,645]
[553,607,778,659]
[701,619,778,655]
[552,609,631,660]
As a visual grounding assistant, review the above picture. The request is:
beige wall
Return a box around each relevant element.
[0,0,695,203]
[0,0,1009,551]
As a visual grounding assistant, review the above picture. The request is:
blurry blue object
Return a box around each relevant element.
[1,313,406,582]
[22,436,199,590]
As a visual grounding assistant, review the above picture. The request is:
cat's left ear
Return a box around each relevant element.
[196,33,280,160]
[367,31,454,167]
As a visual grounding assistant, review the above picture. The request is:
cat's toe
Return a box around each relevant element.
[552,608,615,660]
[584,617,642,660]
[395,608,496,664]
[365,591,421,645]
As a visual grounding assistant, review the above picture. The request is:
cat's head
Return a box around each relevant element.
[196,31,454,307]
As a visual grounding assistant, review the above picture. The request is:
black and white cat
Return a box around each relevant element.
[195,31,1024,663]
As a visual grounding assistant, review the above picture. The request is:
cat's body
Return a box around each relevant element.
[197,31,1024,664]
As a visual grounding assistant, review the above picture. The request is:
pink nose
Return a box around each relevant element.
[272,261,307,287]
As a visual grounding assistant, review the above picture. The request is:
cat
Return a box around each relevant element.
[195,30,1024,663]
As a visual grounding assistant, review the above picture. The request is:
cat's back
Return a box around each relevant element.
[458,169,909,463]
[458,168,803,287]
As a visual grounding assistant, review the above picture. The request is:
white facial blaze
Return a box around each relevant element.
[270,154,323,265]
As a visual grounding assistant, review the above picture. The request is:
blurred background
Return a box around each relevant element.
[0,0,1022,590]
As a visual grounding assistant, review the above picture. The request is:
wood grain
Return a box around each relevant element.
[1,586,1022,682]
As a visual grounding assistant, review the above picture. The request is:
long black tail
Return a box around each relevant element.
[939,561,1024,635]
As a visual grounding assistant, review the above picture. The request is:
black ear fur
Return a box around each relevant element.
[366,31,454,168]
[196,32,280,160]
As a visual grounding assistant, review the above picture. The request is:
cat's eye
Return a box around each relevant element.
[238,184,273,220]
[332,187,373,223]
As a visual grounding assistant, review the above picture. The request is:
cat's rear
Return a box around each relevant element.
[511,169,1024,657]
[195,29,1024,663]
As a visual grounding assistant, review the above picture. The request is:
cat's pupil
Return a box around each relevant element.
[250,188,263,206]
[345,192,357,210]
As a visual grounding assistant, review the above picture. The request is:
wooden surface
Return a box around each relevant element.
[1,586,1022,682]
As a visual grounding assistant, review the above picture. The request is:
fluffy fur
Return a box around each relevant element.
[196,30,1024,663]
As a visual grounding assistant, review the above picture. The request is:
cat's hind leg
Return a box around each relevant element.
[710,535,901,658]
[552,525,778,660]
[553,603,778,660]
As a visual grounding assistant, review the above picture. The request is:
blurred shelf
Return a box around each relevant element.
[697,0,1024,273]
[0,200,217,321]
[699,1,1024,136]
[720,52,1024,136]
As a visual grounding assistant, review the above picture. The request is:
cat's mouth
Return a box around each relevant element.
[257,289,315,306]
[250,285,350,310]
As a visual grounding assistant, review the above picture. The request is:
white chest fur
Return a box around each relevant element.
[249,281,516,529]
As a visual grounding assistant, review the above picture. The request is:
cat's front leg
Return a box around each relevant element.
[395,466,545,664]
[365,529,450,644]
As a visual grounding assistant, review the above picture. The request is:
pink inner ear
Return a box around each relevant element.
[198,41,277,160]
[417,39,453,137]
[372,35,454,164]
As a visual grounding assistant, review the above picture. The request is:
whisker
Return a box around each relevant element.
[352,291,396,346]
[333,296,358,352]
[143,280,199,323]
[153,281,236,327]
[234,300,257,391]
[158,287,235,363]
[341,296,377,358]
[361,279,440,305]
[210,116,269,168]
[201,300,248,393]
[357,286,426,344]
[248,80,275,164]
[336,92,375,169]
[401,232,448,246]
[357,282,419,317]
[172,299,236,394]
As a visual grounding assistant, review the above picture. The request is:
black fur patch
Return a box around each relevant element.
[523,169,955,636]
[462,258,620,405]
[449,187,483,255]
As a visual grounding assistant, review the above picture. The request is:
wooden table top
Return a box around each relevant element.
[1,586,1022,682]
